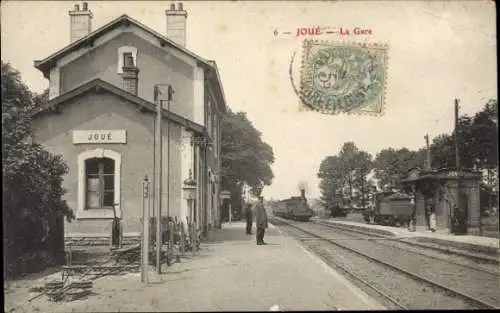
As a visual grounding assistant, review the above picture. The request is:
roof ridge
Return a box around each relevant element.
[35,14,212,73]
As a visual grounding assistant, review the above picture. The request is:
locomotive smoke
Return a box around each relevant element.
[298,181,308,199]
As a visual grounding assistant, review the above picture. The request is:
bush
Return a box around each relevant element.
[2,61,74,278]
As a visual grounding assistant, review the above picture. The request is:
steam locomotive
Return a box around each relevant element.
[362,191,413,226]
[272,189,314,222]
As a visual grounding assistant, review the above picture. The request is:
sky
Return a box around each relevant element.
[1,0,497,200]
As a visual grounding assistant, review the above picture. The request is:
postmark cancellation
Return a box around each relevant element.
[298,40,389,116]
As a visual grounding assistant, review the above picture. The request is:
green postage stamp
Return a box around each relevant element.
[299,40,389,116]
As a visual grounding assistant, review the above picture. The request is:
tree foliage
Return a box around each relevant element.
[431,100,498,171]
[317,142,373,209]
[220,109,274,197]
[317,99,498,215]
[2,61,73,277]
[373,147,426,189]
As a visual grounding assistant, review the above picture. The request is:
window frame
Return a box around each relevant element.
[117,46,138,74]
[77,149,121,220]
[85,157,115,210]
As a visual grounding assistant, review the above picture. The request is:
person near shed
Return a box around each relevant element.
[408,199,417,232]
[243,202,253,235]
[429,204,437,232]
[254,196,268,245]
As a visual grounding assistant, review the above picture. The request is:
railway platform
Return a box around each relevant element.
[322,219,499,255]
[6,221,385,312]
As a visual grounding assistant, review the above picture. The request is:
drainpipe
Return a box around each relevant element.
[203,143,208,237]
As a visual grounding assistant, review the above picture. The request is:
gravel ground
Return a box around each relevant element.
[5,223,384,312]
[305,222,500,308]
[275,220,499,309]
[323,224,499,275]
[278,224,476,309]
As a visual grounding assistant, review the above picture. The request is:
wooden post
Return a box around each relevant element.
[166,86,173,260]
[454,99,460,172]
[454,99,463,235]
[168,220,174,265]
[141,176,150,284]
[425,134,431,170]
[154,86,163,274]
[180,221,185,256]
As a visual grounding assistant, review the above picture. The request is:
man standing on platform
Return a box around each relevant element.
[243,203,253,235]
[254,196,268,245]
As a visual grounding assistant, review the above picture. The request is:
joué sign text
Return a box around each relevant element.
[73,130,127,144]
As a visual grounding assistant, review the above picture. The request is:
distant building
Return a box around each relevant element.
[31,2,227,241]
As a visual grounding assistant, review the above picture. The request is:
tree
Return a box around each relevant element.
[350,150,373,207]
[431,134,455,169]
[220,110,274,198]
[431,99,498,171]
[470,100,498,169]
[2,61,73,277]
[373,147,426,189]
[318,155,344,209]
[317,142,373,209]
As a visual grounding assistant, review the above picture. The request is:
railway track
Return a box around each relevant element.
[313,220,499,275]
[272,217,499,310]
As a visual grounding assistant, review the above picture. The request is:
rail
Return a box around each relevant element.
[273,217,499,310]
[314,220,500,268]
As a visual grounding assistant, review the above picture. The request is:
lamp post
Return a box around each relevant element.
[183,170,197,253]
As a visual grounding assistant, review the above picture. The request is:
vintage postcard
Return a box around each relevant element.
[2,1,498,312]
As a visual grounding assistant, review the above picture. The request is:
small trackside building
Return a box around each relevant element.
[31,2,227,242]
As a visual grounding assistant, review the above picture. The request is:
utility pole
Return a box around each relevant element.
[141,176,150,283]
[166,85,174,260]
[154,86,163,274]
[424,134,431,170]
[454,98,462,234]
[454,99,460,172]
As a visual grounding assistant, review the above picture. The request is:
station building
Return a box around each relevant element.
[31,2,227,240]
[402,168,482,234]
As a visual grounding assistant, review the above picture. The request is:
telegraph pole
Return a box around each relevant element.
[454,98,461,234]
[154,86,163,273]
[166,85,174,260]
[454,99,460,171]
[424,134,431,170]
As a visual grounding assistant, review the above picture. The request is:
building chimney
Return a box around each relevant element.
[69,2,93,43]
[121,53,139,95]
[165,2,188,47]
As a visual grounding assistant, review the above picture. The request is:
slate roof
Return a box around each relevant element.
[32,78,205,135]
[34,14,226,113]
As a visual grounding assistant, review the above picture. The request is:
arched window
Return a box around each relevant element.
[77,149,121,219]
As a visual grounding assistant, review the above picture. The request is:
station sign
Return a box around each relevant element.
[73,130,127,144]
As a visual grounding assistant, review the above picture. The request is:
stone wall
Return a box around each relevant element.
[65,235,141,247]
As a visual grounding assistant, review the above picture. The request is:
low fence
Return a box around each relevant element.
[4,216,65,279]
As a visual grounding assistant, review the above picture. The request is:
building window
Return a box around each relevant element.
[117,46,138,74]
[213,115,218,157]
[85,157,115,209]
[77,149,121,219]
[207,100,212,137]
